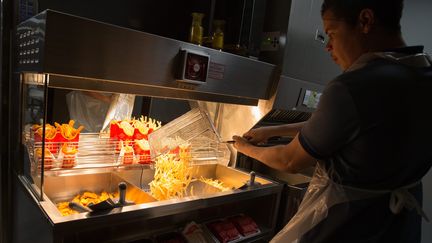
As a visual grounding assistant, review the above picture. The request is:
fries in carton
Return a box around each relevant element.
[134,139,151,164]
[32,124,62,154]
[133,116,162,140]
[35,147,56,170]
[59,143,78,169]
[55,120,83,144]
[110,120,134,153]
[110,120,134,140]
[120,141,135,165]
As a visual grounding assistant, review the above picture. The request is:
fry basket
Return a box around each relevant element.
[148,108,230,166]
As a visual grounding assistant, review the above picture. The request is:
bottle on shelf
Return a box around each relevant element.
[189,12,204,45]
[211,20,225,50]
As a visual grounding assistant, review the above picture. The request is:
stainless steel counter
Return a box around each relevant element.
[17,164,283,242]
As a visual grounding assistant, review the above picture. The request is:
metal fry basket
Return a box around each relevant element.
[148,108,230,166]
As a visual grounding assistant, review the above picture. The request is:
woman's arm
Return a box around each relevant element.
[244,121,307,144]
[233,133,316,173]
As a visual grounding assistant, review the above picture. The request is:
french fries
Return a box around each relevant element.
[33,124,57,140]
[134,116,162,136]
[57,191,114,216]
[199,177,230,192]
[55,120,84,140]
[149,144,192,201]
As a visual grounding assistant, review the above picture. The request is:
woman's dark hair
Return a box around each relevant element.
[321,0,404,33]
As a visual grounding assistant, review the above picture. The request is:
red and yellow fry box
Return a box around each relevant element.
[109,121,120,139]
[122,145,134,165]
[35,147,55,170]
[55,120,83,144]
[111,121,134,153]
[61,144,78,169]
[133,119,151,140]
[134,139,151,164]
[133,127,150,140]
[33,124,62,154]
[110,121,134,140]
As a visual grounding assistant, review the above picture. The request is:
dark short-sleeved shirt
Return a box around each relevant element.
[297,46,432,242]
[299,46,432,190]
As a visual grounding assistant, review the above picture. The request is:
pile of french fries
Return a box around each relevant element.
[149,145,192,200]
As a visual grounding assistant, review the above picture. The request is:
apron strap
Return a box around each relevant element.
[389,188,430,222]
[343,181,429,222]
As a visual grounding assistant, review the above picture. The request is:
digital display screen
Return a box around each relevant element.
[302,90,322,109]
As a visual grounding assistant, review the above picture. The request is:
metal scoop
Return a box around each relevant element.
[68,201,91,213]
[87,182,131,212]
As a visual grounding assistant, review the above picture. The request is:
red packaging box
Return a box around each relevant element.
[229,215,259,236]
[207,220,241,243]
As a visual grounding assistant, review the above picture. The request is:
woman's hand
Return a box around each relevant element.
[232,135,253,155]
[243,127,272,145]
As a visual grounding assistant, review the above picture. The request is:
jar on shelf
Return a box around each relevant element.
[211,20,225,50]
[189,12,204,45]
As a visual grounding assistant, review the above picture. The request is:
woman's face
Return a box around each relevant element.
[322,10,367,71]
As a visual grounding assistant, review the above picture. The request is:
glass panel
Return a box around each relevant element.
[21,73,48,200]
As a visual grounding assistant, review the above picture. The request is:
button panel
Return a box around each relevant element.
[17,27,42,67]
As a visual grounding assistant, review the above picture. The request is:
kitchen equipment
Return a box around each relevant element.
[87,182,134,212]
[87,198,116,212]
[13,10,282,243]
[148,108,230,166]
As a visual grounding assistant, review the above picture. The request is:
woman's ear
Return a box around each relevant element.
[358,9,375,34]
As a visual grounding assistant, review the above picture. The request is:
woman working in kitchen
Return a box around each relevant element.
[233,0,432,242]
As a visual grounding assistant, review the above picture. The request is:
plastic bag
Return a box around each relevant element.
[270,163,350,243]
[101,93,136,132]
[271,161,427,242]
[66,91,111,132]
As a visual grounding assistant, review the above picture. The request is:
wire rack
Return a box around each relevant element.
[25,133,153,172]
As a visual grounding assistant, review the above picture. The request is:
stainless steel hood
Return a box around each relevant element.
[16,10,276,106]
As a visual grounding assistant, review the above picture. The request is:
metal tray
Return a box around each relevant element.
[43,172,157,215]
